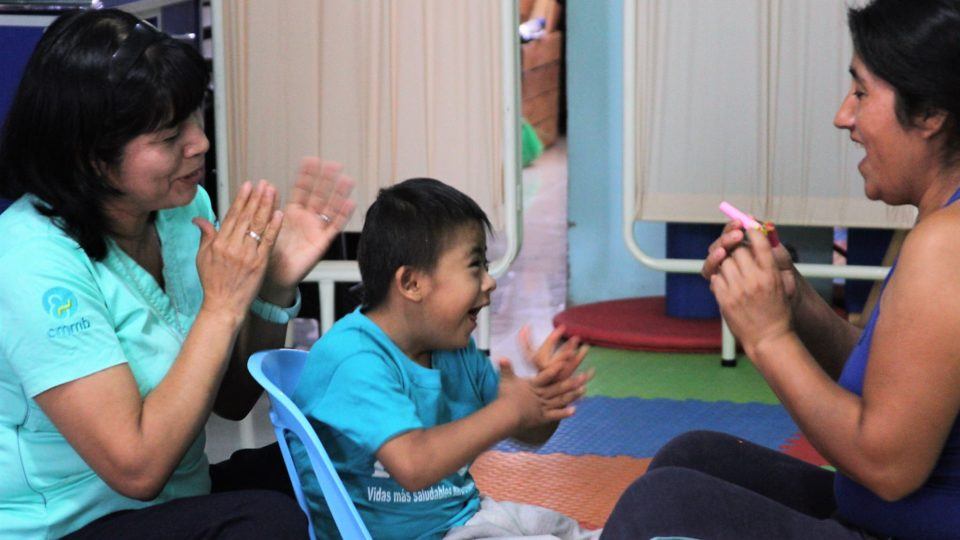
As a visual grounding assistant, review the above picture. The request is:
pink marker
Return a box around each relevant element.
[719,201,762,230]
[718,201,780,247]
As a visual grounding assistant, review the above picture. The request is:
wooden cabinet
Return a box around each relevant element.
[520,0,562,148]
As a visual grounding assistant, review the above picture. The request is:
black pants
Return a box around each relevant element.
[601,431,877,540]
[64,443,308,539]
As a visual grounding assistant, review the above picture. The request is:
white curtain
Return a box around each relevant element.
[629,0,915,229]
[218,0,505,231]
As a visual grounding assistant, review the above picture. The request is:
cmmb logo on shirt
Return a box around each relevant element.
[42,286,91,338]
[42,287,78,319]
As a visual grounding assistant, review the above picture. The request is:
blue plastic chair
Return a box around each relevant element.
[248,349,372,540]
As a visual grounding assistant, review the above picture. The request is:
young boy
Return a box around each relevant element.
[290,178,597,539]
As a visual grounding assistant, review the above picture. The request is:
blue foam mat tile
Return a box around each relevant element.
[495,396,798,457]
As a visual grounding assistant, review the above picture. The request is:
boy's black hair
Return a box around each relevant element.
[357,178,492,310]
[849,0,960,165]
[0,9,209,259]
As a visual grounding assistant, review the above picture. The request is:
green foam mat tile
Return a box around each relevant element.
[581,347,780,404]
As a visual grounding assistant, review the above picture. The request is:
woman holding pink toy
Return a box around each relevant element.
[603,0,960,538]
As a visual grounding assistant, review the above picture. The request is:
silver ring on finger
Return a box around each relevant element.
[319,213,332,224]
[247,230,262,243]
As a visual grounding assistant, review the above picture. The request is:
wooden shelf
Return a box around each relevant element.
[519,0,563,149]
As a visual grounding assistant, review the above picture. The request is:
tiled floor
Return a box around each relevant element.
[205,139,570,462]
[489,138,569,376]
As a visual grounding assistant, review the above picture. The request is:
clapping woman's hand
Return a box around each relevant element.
[193,180,283,323]
[260,157,356,300]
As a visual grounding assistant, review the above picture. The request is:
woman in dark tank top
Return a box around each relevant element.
[603,1,960,538]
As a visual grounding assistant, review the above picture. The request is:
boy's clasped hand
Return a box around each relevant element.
[496,325,592,435]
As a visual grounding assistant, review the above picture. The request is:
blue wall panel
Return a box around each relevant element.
[0,20,48,127]
[566,0,666,306]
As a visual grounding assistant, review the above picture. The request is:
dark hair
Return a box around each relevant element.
[849,0,960,165]
[0,9,209,259]
[357,178,492,310]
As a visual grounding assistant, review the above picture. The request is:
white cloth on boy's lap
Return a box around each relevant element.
[443,496,601,540]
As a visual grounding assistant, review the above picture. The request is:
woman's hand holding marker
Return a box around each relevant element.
[718,201,780,247]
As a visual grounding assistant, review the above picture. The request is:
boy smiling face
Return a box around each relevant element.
[417,223,497,354]
[357,178,495,366]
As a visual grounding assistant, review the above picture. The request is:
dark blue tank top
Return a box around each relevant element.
[835,187,960,540]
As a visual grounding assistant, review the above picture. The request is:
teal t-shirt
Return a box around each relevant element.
[0,189,214,539]
[290,309,500,540]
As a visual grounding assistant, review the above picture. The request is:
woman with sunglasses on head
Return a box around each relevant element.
[603,1,960,539]
[0,9,354,539]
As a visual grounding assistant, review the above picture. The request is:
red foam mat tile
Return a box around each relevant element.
[553,297,723,353]
[780,432,831,467]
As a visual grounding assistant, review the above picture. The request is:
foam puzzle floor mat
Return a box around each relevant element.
[472,451,650,530]
[471,347,828,528]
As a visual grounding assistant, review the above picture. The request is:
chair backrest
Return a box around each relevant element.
[248,349,372,540]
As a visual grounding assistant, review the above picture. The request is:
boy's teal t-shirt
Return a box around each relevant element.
[0,189,214,539]
[290,309,500,540]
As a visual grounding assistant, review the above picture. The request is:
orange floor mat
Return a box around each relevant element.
[472,451,650,530]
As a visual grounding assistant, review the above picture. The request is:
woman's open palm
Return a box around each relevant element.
[266,157,356,291]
